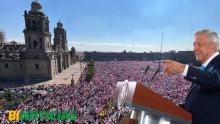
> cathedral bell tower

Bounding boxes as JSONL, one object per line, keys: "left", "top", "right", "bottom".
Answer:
{"left": 53, "top": 21, "right": 68, "bottom": 52}
{"left": 23, "top": 0, "right": 52, "bottom": 54}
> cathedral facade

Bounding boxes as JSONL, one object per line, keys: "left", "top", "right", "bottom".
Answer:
{"left": 0, "top": 1, "right": 74, "bottom": 83}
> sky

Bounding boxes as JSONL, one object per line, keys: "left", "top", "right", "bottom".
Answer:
{"left": 1, "top": 0, "right": 220, "bottom": 52}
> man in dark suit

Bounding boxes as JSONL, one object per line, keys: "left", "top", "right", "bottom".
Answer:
{"left": 163, "top": 29, "right": 220, "bottom": 124}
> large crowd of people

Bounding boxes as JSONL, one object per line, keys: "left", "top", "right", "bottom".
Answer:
{"left": 0, "top": 61, "right": 192, "bottom": 123}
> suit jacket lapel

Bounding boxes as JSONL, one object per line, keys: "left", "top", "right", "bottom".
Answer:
{"left": 205, "top": 54, "right": 220, "bottom": 71}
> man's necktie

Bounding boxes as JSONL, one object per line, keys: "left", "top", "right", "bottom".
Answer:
{"left": 199, "top": 65, "right": 205, "bottom": 71}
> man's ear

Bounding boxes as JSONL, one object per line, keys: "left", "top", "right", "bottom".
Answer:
{"left": 211, "top": 42, "right": 218, "bottom": 51}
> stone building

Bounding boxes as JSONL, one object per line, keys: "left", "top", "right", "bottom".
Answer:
{"left": 0, "top": 30, "right": 5, "bottom": 47}
{"left": 0, "top": 1, "right": 76, "bottom": 83}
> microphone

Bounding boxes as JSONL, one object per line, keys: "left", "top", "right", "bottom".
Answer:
{"left": 144, "top": 66, "right": 150, "bottom": 73}
{"left": 142, "top": 66, "right": 150, "bottom": 83}
{"left": 150, "top": 67, "right": 160, "bottom": 82}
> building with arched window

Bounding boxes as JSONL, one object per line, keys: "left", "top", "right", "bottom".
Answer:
{"left": 0, "top": 1, "right": 76, "bottom": 84}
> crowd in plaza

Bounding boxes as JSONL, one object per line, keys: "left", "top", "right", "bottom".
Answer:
{"left": 0, "top": 61, "right": 192, "bottom": 123}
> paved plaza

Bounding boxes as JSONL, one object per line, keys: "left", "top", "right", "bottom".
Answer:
{"left": 30, "top": 62, "right": 87, "bottom": 87}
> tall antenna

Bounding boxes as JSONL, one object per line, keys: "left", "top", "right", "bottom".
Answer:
{"left": 159, "top": 32, "right": 164, "bottom": 68}
{"left": 149, "top": 32, "right": 164, "bottom": 82}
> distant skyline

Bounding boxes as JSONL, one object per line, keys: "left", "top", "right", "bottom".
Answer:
{"left": 1, "top": 0, "right": 220, "bottom": 52}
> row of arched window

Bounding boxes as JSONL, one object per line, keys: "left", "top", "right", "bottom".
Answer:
{"left": 26, "top": 19, "right": 49, "bottom": 32}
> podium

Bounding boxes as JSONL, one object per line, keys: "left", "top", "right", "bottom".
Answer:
{"left": 114, "top": 80, "right": 192, "bottom": 124}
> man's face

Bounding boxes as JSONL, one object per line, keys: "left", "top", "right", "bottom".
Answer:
{"left": 193, "top": 33, "right": 214, "bottom": 63}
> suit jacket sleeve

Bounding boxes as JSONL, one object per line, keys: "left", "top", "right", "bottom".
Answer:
{"left": 185, "top": 65, "right": 220, "bottom": 89}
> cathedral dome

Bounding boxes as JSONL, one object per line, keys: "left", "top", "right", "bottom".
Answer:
{"left": 71, "top": 47, "right": 76, "bottom": 52}
{"left": 57, "top": 21, "right": 63, "bottom": 29}
{"left": 31, "top": 0, "right": 43, "bottom": 12}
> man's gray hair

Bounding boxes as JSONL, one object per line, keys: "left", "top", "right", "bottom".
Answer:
{"left": 195, "top": 29, "right": 219, "bottom": 50}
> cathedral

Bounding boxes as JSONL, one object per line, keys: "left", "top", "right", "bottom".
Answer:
{"left": 0, "top": 1, "right": 76, "bottom": 83}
